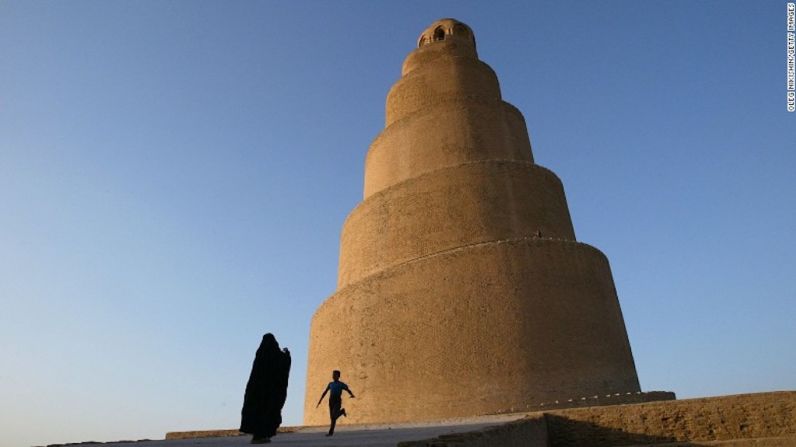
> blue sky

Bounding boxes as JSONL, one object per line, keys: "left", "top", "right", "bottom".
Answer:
{"left": 1, "top": 1, "right": 794, "bottom": 446}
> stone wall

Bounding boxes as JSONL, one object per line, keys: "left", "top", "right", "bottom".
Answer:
{"left": 399, "top": 392, "right": 796, "bottom": 447}
{"left": 364, "top": 99, "right": 533, "bottom": 197}
{"left": 339, "top": 161, "right": 574, "bottom": 286}
{"left": 305, "top": 237, "right": 641, "bottom": 425}
{"left": 545, "top": 392, "right": 796, "bottom": 447}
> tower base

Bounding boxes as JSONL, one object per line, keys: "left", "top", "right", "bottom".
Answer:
{"left": 304, "top": 238, "right": 641, "bottom": 425}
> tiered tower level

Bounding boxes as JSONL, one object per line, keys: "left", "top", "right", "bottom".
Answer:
{"left": 304, "top": 19, "right": 642, "bottom": 424}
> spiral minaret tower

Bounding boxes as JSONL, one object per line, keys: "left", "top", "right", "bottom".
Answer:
{"left": 304, "top": 19, "right": 641, "bottom": 424}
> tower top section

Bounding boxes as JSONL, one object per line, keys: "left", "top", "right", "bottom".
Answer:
{"left": 402, "top": 18, "right": 478, "bottom": 76}
{"left": 417, "top": 18, "right": 476, "bottom": 49}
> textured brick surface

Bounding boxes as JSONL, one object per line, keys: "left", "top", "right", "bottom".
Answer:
{"left": 545, "top": 392, "right": 796, "bottom": 447}
{"left": 398, "top": 393, "right": 796, "bottom": 447}
{"left": 340, "top": 161, "right": 574, "bottom": 286}
{"left": 306, "top": 237, "right": 641, "bottom": 425}
{"left": 364, "top": 100, "right": 532, "bottom": 198}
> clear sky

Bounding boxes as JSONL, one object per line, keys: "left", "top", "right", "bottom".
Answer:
{"left": 1, "top": 1, "right": 794, "bottom": 446}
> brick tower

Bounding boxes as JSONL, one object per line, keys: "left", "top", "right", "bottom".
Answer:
{"left": 304, "top": 19, "right": 642, "bottom": 425}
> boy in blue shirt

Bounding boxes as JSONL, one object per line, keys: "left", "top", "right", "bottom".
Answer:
{"left": 316, "top": 370, "right": 355, "bottom": 436}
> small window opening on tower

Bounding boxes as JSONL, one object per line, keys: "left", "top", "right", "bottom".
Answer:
{"left": 418, "top": 36, "right": 427, "bottom": 47}
{"left": 433, "top": 27, "right": 445, "bottom": 42}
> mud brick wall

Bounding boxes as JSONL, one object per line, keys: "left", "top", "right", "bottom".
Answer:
{"left": 545, "top": 392, "right": 796, "bottom": 447}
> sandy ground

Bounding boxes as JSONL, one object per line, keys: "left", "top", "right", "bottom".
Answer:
{"left": 92, "top": 414, "right": 525, "bottom": 447}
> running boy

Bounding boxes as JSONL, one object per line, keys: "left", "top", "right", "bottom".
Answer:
{"left": 315, "top": 370, "right": 355, "bottom": 436}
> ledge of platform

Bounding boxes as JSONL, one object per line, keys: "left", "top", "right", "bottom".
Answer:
{"left": 507, "top": 390, "right": 676, "bottom": 413}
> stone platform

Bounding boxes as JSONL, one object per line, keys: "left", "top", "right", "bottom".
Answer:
{"left": 400, "top": 391, "right": 796, "bottom": 447}
{"left": 50, "top": 392, "right": 796, "bottom": 447}
{"left": 52, "top": 414, "right": 525, "bottom": 447}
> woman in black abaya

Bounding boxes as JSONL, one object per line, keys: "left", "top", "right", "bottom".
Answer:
{"left": 240, "top": 333, "right": 291, "bottom": 444}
